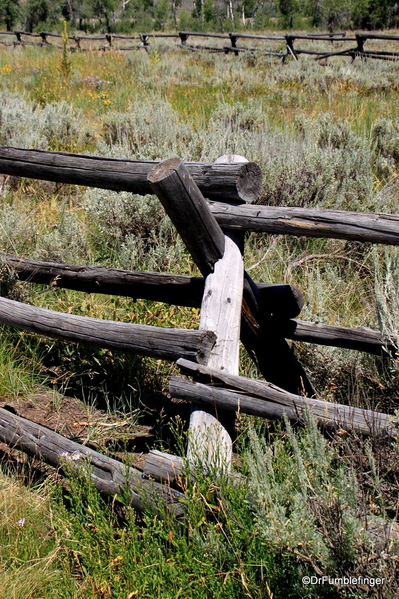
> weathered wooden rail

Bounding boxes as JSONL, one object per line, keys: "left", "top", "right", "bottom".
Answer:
{"left": 0, "top": 253, "right": 304, "bottom": 317}
{"left": 0, "top": 296, "right": 216, "bottom": 363}
{"left": 0, "top": 145, "right": 397, "bottom": 506}
{"left": 1, "top": 29, "right": 398, "bottom": 62}
{"left": 0, "top": 147, "right": 262, "bottom": 203}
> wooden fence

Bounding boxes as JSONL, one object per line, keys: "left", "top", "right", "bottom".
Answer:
{"left": 1, "top": 29, "right": 399, "bottom": 62}
{"left": 0, "top": 147, "right": 397, "bottom": 515}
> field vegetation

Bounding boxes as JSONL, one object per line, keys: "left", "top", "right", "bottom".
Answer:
{"left": 0, "top": 41, "right": 398, "bottom": 597}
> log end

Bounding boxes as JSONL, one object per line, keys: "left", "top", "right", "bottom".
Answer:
{"left": 147, "top": 157, "right": 182, "bottom": 183}
{"left": 196, "top": 330, "right": 217, "bottom": 364}
{"left": 236, "top": 162, "right": 262, "bottom": 203}
{"left": 258, "top": 284, "right": 304, "bottom": 319}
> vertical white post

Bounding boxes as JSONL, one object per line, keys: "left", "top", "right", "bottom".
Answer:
{"left": 186, "top": 155, "right": 247, "bottom": 473}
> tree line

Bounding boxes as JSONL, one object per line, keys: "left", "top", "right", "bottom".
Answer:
{"left": 0, "top": 0, "right": 397, "bottom": 35}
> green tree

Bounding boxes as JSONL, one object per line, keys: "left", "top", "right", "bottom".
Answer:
{"left": 352, "top": 0, "right": 398, "bottom": 29}
{"left": 24, "top": 0, "right": 62, "bottom": 31}
{"left": 87, "top": 0, "right": 119, "bottom": 32}
{"left": 278, "top": 0, "right": 297, "bottom": 27}
{"left": 0, "top": 0, "right": 20, "bottom": 30}
{"left": 305, "top": 0, "right": 353, "bottom": 29}
{"left": 154, "top": 0, "right": 170, "bottom": 29}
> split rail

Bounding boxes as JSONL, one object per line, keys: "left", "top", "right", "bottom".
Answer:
{"left": 1, "top": 30, "right": 399, "bottom": 62}
{"left": 0, "top": 146, "right": 397, "bottom": 516}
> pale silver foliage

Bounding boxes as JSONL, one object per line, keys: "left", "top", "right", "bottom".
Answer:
{"left": 0, "top": 90, "right": 93, "bottom": 149}
{"left": 246, "top": 411, "right": 373, "bottom": 572}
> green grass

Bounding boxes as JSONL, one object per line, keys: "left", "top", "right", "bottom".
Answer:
{"left": 0, "top": 414, "right": 397, "bottom": 598}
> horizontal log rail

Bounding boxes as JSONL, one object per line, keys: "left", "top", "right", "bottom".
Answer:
{"left": 0, "top": 407, "right": 185, "bottom": 517}
{"left": 281, "top": 319, "right": 397, "bottom": 356}
{"left": 208, "top": 202, "right": 399, "bottom": 245}
{"left": 0, "top": 253, "right": 303, "bottom": 318}
{"left": 1, "top": 253, "right": 394, "bottom": 356}
{"left": 170, "top": 376, "right": 394, "bottom": 437}
{"left": 173, "top": 359, "right": 397, "bottom": 438}
{"left": 0, "top": 296, "right": 215, "bottom": 363}
{"left": 0, "top": 147, "right": 262, "bottom": 203}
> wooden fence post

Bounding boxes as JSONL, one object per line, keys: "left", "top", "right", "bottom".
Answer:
{"left": 187, "top": 233, "right": 243, "bottom": 470}
{"left": 285, "top": 35, "right": 298, "bottom": 60}
{"left": 148, "top": 158, "right": 243, "bottom": 471}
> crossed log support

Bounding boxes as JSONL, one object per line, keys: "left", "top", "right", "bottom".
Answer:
{"left": 0, "top": 150, "right": 396, "bottom": 502}
{"left": 148, "top": 156, "right": 314, "bottom": 472}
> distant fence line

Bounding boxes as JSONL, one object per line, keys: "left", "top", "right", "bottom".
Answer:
{"left": 0, "top": 29, "right": 399, "bottom": 61}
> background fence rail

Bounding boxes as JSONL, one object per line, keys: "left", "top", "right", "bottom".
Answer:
{"left": 1, "top": 30, "right": 398, "bottom": 61}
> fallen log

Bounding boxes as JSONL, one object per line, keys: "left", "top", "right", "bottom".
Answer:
{"left": 0, "top": 253, "right": 304, "bottom": 318}
{"left": 208, "top": 202, "right": 399, "bottom": 246}
{"left": 143, "top": 449, "right": 242, "bottom": 487}
{"left": 0, "top": 147, "right": 262, "bottom": 203}
{"left": 281, "top": 319, "right": 397, "bottom": 356}
{"left": 0, "top": 296, "right": 215, "bottom": 363}
{"left": 0, "top": 407, "right": 185, "bottom": 517}
{"left": 172, "top": 360, "right": 396, "bottom": 437}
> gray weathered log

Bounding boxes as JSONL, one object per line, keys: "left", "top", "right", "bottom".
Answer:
{"left": 148, "top": 158, "right": 225, "bottom": 276}
{"left": 0, "top": 296, "right": 215, "bottom": 363}
{"left": 143, "top": 449, "right": 242, "bottom": 487}
{"left": 172, "top": 362, "right": 396, "bottom": 437}
{"left": 0, "top": 253, "right": 303, "bottom": 318}
{"left": 1, "top": 253, "right": 206, "bottom": 307}
{"left": 0, "top": 407, "right": 185, "bottom": 517}
{"left": 144, "top": 450, "right": 188, "bottom": 487}
{"left": 281, "top": 319, "right": 397, "bottom": 355}
{"left": 0, "top": 147, "right": 262, "bottom": 203}
{"left": 208, "top": 202, "right": 399, "bottom": 246}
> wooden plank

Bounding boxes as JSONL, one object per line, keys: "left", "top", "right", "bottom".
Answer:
{"left": 0, "top": 408, "right": 185, "bottom": 517}
{"left": 280, "top": 319, "right": 397, "bottom": 355}
{"left": 171, "top": 363, "right": 396, "bottom": 438}
{"left": 148, "top": 158, "right": 225, "bottom": 276}
{"left": 0, "top": 252, "right": 303, "bottom": 317}
{"left": 0, "top": 147, "right": 262, "bottom": 203}
{"left": 187, "top": 234, "right": 244, "bottom": 470}
{"left": 0, "top": 297, "right": 215, "bottom": 363}
{"left": 208, "top": 202, "right": 399, "bottom": 245}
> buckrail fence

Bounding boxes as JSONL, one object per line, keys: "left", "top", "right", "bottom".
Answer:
{"left": 0, "top": 147, "right": 397, "bottom": 518}
{"left": 1, "top": 29, "right": 399, "bottom": 62}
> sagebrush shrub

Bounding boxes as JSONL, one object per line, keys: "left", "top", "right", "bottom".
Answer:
{"left": 0, "top": 90, "right": 90, "bottom": 150}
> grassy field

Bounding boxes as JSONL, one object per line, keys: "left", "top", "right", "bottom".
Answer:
{"left": 0, "top": 38, "right": 398, "bottom": 597}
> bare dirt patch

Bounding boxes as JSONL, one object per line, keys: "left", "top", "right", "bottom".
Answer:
{"left": 0, "top": 388, "right": 153, "bottom": 470}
